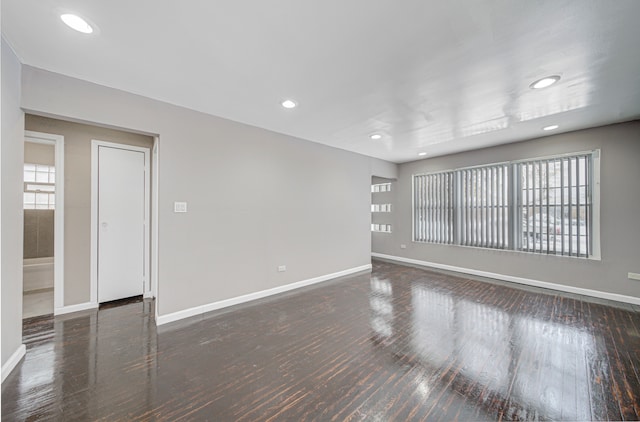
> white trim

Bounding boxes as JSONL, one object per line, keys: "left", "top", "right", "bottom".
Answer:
{"left": 590, "top": 149, "right": 601, "bottom": 260}
{"left": 156, "top": 264, "right": 372, "bottom": 326}
{"left": 91, "top": 142, "right": 98, "bottom": 303}
{"left": 54, "top": 301, "right": 98, "bottom": 316}
{"left": 151, "top": 137, "right": 159, "bottom": 301}
{"left": 24, "top": 131, "right": 65, "bottom": 310}
{"left": 91, "top": 140, "right": 151, "bottom": 304}
{"left": 1, "top": 345, "right": 26, "bottom": 383}
{"left": 372, "top": 253, "right": 640, "bottom": 306}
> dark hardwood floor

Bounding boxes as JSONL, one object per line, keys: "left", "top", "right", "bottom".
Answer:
{"left": 3, "top": 260, "right": 640, "bottom": 421}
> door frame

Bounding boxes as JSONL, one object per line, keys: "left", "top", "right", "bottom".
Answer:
{"left": 151, "top": 137, "right": 159, "bottom": 302}
{"left": 24, "top": 130, "right": 65, "bottom": 312}
{"left": 90, "top": 140, "right": 151, "bottom": 303}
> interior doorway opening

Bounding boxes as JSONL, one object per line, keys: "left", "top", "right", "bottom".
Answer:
{"left": 23, "top": 133, "right": 64, "bottom": 318}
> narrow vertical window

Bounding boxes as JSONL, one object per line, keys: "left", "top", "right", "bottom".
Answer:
{"left": 413, "top": 172, "right": 454, "bottom": 244}
{"left": 458, "top": 164, "right": 509, "bottom": 249}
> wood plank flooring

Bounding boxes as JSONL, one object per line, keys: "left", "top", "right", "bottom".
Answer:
{"left": 2, "top": 260, "right": 640, "bottom": 421}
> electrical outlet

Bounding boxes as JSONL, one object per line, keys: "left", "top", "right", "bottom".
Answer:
{"left": 278, "top": 265, "right": 286, "bottom": 272}
{"left": 400, "top": 244, "right": 407, "bottom": 249}
{"left": 628, "top": 272, "right": 640, "bottom": 281}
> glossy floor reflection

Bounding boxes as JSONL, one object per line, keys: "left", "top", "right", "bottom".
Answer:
{"left": 2, "top": 260, "right": 640, "bottom": 420}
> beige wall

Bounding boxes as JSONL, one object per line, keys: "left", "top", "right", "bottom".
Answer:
{"left": 23, "top": 210, "right": 54, "bottom": 259}
{"left": 24, "top": 141, "right": 54, "bottom": 165}
{"left": 373, "top": 121, "right": 640, "bottom": 299}
{"left": 2, "top": 39, "right": 25, "bottom": 368}
{"left": 25, "top": 115, "right": 154, "bottom": 306}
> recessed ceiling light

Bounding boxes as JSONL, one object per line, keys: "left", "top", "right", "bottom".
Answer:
{"left": 418, "top": 152, "right": 427, "bottom": 156}
{"left": 281, "top": 99, "right": 297, "bottom": 109}
{"left": 370, "top": 134, "right": 382, "bottom": 140}
{"left": 530, "top": 75, "right": 561, "bottom": 89}
{"left": 543, "top": 124, "right": 559, "bottom": 131}
{"left": 61, "top": 14, "right": 93, "bottom": 34}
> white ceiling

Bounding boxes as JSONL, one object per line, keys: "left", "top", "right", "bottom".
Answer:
{"left": 3, "top": 0, "right": 640, "bottom": 163}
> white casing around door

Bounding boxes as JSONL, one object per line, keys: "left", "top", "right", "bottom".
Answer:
{"left": 97, "top": 145, "right": 146, "bottom": 303}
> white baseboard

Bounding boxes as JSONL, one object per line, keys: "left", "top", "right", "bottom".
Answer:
{"left": 157, "top": 264, "right": 372, "bottom": 326}
{"left": 2, "top": 344, "right": 26, "bottom": 383}
{"left": 372, "top": 253, "right": 640, "bottom": 306}
{"left": 54, "top": 301, "right": 98, "bottom": 316}
{"left": 143, "top": 291, "right": 154, "bottom": 299}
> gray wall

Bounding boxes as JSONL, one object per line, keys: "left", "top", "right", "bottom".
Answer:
{"left": 371, "top": 160, "right": 398, "bottom": 180}
{"left": 373, "top": 121, "right": 640, "bottom": 299}
{"left": 24, "top": 142, "right": 55, "bottom": 259}
{"left": 25, "top": 115, "right": 154, "bottom": 305}
{"left": 2, "top": 39, "right": 25, "bottom": 367}
{"left": 21, "top": 66, "right": 379, "bottom": 316}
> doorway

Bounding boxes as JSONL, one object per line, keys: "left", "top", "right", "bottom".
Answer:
{"left": 91, "top": 141, "right": 150, "bottom": 304}
{"left": 23, "top": 132, "right": 65, "bottom": 318}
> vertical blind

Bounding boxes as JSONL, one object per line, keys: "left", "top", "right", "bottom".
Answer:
{"left": 413, "top": 152, "right": 594, "bottom": 258}
{"left": 413, "top": 172, "right": 454, "bottom": 244}
{"left": 459, "top": 165, "right": 509, "bottom": 249}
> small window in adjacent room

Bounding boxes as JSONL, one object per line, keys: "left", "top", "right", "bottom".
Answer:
{"left": 371, "top": 204, "right": 392, "bottom": 212}
{"left": 371, "top": 183, "right": 391, "bottom": 193}
{"left": 24, "top": 163, "right": 55, "bottom": 210}
{"left": 371, "top": 223, "right": 392, "bottom": 233}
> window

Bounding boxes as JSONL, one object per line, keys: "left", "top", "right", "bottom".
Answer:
{"left": 371, "top": 183, "right": 391, "bottom": 193}
{"left": 459, "top": 165, "right": 509, "bottom": 249}
{"left": 517, "top": 154, "right": 591, "bottom": 257}
{"left": 371, "top": 223, "right": 392, "bottom": 233}
{"left": 413, "top": 151, "right": 598, "bottom": 258}
{"left": 24, "top": 163, "right": 55, "bottom": 210}
{"left": 413, "top": 172, "right": 454, "bottom": 244}
{"left": 371, "top": 204, "right": 392, "bottom": 212}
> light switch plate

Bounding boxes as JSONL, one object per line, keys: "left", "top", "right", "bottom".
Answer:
{"left": 174, "top": 202, "right": 187, "bottom": 213}
{"left": 278, "top": 265, "right": 286, "bottom": 272}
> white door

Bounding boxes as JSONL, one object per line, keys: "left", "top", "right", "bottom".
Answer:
{"left": 97, "top": 146, "right": 146, "bottom": 302}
